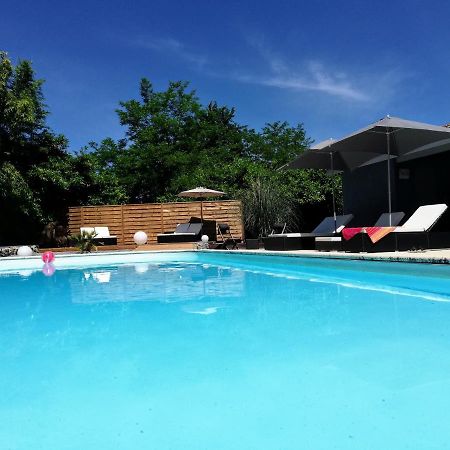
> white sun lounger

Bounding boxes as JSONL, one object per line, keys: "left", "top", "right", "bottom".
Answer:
{"left": 394, "top": 204, "right": 447, "bottom": 233}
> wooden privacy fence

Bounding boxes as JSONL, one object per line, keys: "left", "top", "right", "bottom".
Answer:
{"left": 68, "top": 200, "right": 244, "bottom": 246}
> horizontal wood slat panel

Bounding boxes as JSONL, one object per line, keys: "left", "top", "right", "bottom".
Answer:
{"left": 68, "top": 200, "right": 243, "bottom": 244}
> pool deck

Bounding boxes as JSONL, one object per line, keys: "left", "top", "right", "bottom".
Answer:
{"left": 2, "top": 246, "right": 450, "bottom": 266}
{"left": 41, "top": 242, "right": 195, "bottom": 253}
{"left": 221, "top": 248, "right": 450, "bottom": 264}
{"left": 44, "top": 247, "right": 450, "bottom": 264}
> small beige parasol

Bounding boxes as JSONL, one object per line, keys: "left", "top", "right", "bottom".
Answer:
{"left": 178, "top": 187, "right": 225, "bottom": 222}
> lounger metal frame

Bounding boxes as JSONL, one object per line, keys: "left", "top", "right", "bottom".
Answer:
{"left": 263, "top": 236, "right": 315, "bottom": 251}
{"left": 214, "top": 223, "right": 239, "bottom": 250}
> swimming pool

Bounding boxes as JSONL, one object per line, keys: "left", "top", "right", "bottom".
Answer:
{"left": 1, "top": 251, "right": 450, "bottom": 449}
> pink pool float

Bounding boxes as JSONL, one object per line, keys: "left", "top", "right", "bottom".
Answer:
{"left": 42, "top": 251, "right": 55, "bottom": 264}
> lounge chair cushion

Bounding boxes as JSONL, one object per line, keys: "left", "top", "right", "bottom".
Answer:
{"left": 80, "top": 227, "right": 95, "bottom": 234}
{"left": 312, "top": 214, "right": 354, "bottom": 234}
{"left": 395, "top": 204, "right": 448, "bottom": 232}
{"left": 315, "top": 236, "right": 342, "bottom": 242}
{"left": 80, "top": 227, "right": 117, "bottom": 240}
{"left": 269, "top": 233, "right": 303, "bottom": 237}
{"left": 157, "top": 222, "right": 203, "bottom": 238}
{"left": 374, "top": 212, "right": 405, "bottom": 227}
{"left": 171, "top": 223, "right": 202, "bottom": 235}
{"left": 187, "top": 223, "right": 202, "bottom": 234}
{"left": 94, "top": 227, "right": 117, "bottom": 238}
{"left": 270, "top": 232, "right": 341, "bottom": 238}
{"left": 174, "top": 223, "right": 190, "bottom": 233}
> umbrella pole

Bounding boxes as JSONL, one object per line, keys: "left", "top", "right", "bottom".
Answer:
{"left": 386, "top": 131, "right": 392, "bottom": 225}
{"left": 330, "top": 151, "right": 337, "bottom": 233}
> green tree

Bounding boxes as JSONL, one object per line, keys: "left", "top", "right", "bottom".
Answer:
{"left": 0, "top": 51, "right": 125, "bottom": 245}
{"left": 0, "top": 51, "right": 67, "bottom": 170}
{"left": 106, "top": 79, "right": 255, "bottom": 202}
{"left": 0, "top": 162, "right": 42, "bottom": 243}
{"left": 250, "top": 121, "right": 311, "bottom": 168}
{"left": 80, "top": 140, "right": 128, "bottom": 205}
{"left": 113, "top": 79, "right": 201, "bottom": 201}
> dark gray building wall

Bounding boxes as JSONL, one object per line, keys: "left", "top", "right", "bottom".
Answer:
{"left": 396, "top": 152, "right": 450, "bottom": 230}
{"left": 343, "top": 152, "right": 450, "bottom": 229}
{"left": 343, "top": 159, "right": 397, "bottom": 226}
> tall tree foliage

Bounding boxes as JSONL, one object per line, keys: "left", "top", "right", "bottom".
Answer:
{"left": 0, "top": 52, "right": 67, "bottom": 169}
{"left": 0, "top": 52, "right": 120, "bottom": 244}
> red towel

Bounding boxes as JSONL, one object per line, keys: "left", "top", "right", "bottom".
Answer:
{"left": 365, "top": 226, "right": 396, "bottom": 243}
{"left": 342, "top": 227, "right": 365, "bottom": 241}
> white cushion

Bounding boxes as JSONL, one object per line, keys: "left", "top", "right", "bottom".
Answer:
{"left": 269, "top": 233, "right": 303, "bottom": 237}
{"left": 94, "top": 227, "right": 111, "bottom": 238}
{"left": 315, "top": 237, "right": 342, "bottom": 242}
{"left": 80, "top": 227, "right": 95, "bottom": 234}
{"left": 394, "top": 204, "right": 447, "bottom": 232}
{"left": 156, "top": 233, "right": 196, "bottom": 237}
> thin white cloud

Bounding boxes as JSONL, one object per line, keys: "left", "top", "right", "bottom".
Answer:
{"left": 132, "top": 37, "right": 207, "bottom": 68}
{"left": 129, "top": 34, "right": 404, "bottom": 105}
{"left": 236, "top": 38, "right": 371, "bottom": 101}
{"left": 237, "top": 61, "right": 369, "bottom": 101}
{"left": 245, "top": 35, "right": 288, "bottom": 75}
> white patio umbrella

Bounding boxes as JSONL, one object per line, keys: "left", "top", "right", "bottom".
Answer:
{"left": 178, "top": 187, "right": 226, "bottom": 222}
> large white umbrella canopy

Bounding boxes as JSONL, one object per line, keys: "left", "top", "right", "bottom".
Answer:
{"left": 178, "top": 187, "right": 226, "bottom": 222}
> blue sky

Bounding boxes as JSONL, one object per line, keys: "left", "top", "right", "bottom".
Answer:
{"left": 2, "top": 0, "right": 450, "bottom": 151}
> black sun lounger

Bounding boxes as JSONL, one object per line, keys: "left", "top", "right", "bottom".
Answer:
{"left": 340, "top": 212, "right": 405, "bottom": 253}
{"left": 157, "top": 222, "right": 203, "bottom": 243}
{"left": 263, "top": 214, "right": 353, "bottom": 251}
{"left": 342, "top": 204, "right": 449, "bottom": 253}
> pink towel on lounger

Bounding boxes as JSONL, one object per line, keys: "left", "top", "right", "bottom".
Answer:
{"left": 342, "top": 227, "right": 365, "bottom": 241}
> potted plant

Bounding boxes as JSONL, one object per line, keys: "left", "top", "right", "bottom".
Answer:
{"left": 71, "top": 230, "right": 98, "bottom": 253}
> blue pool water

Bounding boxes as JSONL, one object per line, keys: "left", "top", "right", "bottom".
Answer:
{"left": 1, "top": 252, "right": 450, "bottom": 449}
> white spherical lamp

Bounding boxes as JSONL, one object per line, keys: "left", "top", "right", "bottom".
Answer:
{"left": 201, "top": 235, "right": 209, "bottom": 243}
{"left": 17, "top": 246, "right": 33, "bottom": 257}
{"left": 134, "top": 231, "right": 148, "bottom": 246}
